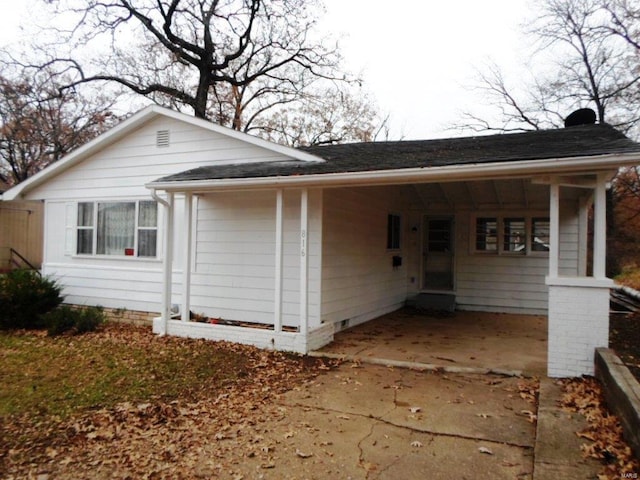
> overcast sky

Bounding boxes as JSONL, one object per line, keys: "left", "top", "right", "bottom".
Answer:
{"left": 321, "top": 0, "right": 532, "bottom": 139}
{"left": 0, "top": 0, "right": 533, "bottom": 140}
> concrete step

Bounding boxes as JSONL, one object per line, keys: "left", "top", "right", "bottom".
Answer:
{"left": 406, "top": 293, "right": 456, "bottom": 312}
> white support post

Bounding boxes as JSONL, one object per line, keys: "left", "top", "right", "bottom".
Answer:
{"left": 548, "top": 183, "right": 560, "bottom": 279}
{"left": 274, "top": 189, "right": 284, "bottom": 332}
{"left": 300, "top": 188, "right": 309, "bottom": 334}
{"left": 578, "top": 195, "right": 591, "bottom": 277}
{"left": 181, "top": 193, "right": 193, "bottom": 321}
{"left": 593, "top": 173, "right": 607, "bottom": 279}
{"left": 160, "top": 192, "right": 175, "bottom": 335}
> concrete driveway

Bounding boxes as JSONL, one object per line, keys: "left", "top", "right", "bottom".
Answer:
{"left": 315, "top": 309, "right": 548, "bottom": 377}
{"left": 224, "top": 363, "right": 600, "bottom": 480}
{"left": 218, "top": 310, "right": 600, "bottom": 479}
{"left": 229, "top": 363, "right": 538, "bottom": 479}
{"left": 221, "top": 309, "right": 599, "bottom": 480}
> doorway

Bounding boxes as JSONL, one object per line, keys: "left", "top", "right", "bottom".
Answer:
{"left": 422, "top": 216, "right": 454, "bottom": 291}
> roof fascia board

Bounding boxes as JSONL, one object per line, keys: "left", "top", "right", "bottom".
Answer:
{"left": 3, "top": 105, "right": 323, "bottom": 201}
{"left": 147, "top": 152, "right": 640, "bottom": 193}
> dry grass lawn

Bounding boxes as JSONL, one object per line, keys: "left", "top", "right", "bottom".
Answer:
{"left": 0, "top": 322, "right": 327, "bottom": 478}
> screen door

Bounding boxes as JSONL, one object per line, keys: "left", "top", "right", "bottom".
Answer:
{"left": 422, "top": 216, "right": 454, "bottom": 290}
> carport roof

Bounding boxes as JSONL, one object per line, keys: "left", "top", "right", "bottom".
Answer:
{"left": 151, "top": 123, "right": 640, "bottom": 184}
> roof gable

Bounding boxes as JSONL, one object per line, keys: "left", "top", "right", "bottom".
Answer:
{"left": 2, "top": 105, "right": 323, "bottom": 200}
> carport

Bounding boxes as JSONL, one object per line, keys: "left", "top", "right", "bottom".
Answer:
{"left": 146, "top": 120, "right": 640, "bottom": 378}
{"left": 315, "top": 309, "right": 548, "bottom": 376}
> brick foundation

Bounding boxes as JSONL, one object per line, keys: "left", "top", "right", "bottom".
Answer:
{"left": 65, "top": 305, "right": 156, "bottom": 327}
{"left": 103, "top": 307, "right": 156, "bottom": 326}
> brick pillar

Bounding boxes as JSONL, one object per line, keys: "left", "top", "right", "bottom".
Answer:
{"left": 546, "top": 278, "right": 613, "bottom": 377}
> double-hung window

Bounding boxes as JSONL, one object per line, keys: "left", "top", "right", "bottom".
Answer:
{"left": 76, "top": 200, "right": 158, "bottom": 257}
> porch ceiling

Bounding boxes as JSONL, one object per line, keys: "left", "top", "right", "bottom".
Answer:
{"left": 408, "top": 178, "right": 551, "bottom": 210}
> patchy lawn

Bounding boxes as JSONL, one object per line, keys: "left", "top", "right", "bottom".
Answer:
{"left": 0, "top": 326, "right": 249, "bottom": 418}
{"left": 0, "top": 322, "right": 329, "bottom": 478}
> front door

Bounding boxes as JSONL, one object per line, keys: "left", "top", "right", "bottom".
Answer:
{"left": 422, "top": 216, "right": 454, "bottom": 290}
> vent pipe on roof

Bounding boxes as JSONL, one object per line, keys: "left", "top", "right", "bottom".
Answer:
{"left": 564, "top": 108, "right": 597, "bottom": 127}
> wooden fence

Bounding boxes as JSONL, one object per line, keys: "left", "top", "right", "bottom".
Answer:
{"left": 0, "top": 200, "right": 44, "bottom": 271}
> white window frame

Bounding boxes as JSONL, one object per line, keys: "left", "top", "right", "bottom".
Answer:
{"left": 75, "top": 200, "right": 159, "bottom": 258}
{"left": 470, "top": 213, "right": 549, "bottom": 256}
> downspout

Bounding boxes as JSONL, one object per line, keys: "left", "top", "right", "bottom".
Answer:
{"left": 151, "top": 189, "right": 174, "bottom": 336}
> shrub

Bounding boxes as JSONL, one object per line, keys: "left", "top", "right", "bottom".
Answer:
{"left": 45, "top": 306, "right": 77, "bottom": 336}
{"left": 46, "top": 305, "right": 106, "bottom": 336}
{"left": 74, "top": 306, "right": 105, "bottom": 334}
{"left": 0, "top": 269, "right": 64, "bottom": 329}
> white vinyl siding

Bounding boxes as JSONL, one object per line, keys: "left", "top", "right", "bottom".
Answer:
{"left": 321, "top": 187, "right": 408, "bottom": 326}
{"left": 42, "top": 262, "right": 164, "bottom": 312}
{"left": 189, "top": 189, "right": 322, "bottom": 328}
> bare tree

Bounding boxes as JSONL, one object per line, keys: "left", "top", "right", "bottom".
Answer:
{"left": 254, "top": 85, "right": 391, "bottom": 147}
{"left": 604, "top": 0, "right": 640, "bottom": 50}
{"left": 22, "top": 0, "right": 348, "bottom": 123}
{"left": 0, "top": 71, "right": 117, "bottom": 186}
{"left": 458, "top": 63, "right": 565, "bottom": 133}
{"left": 457, "top": 0, "right": 640, "bottom": 136}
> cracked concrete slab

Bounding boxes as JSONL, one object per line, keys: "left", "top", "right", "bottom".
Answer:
{"left": 287, "top": 366, "right": 537, "bottom": 448}
{"left": 357, "top": 423, "right": 533, "bottom": 480}
{"left": 229, "top": 363, "right": 538, "bottom": 479}
{"left": 383, "top": 370, "right": 536, "bottom": 448}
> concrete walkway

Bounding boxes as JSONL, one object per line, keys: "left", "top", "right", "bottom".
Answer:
{"left": 533, "top": 378, "right": 601, "bottom": 479}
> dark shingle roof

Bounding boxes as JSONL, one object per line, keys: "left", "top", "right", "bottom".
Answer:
{"left": 154, "top": 124, "right": 640, "bottom": 184}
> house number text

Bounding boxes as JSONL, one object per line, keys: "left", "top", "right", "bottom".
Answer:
{"left": 301, "top": 230, "right": 306, "bottom": 257}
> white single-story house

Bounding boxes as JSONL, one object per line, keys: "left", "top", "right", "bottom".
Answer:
{"left": 3, "top": 105, "right": 640, "bottom": 377}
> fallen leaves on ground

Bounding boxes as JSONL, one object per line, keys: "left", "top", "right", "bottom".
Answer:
{"left": 478, "top": 446, "right": 493, "bottom": 455}
{"left": 0, "top": 323, "right": 339, "bottom": 479}
{"left": 503, "top": 377, "right": 540, "bottom": 424}
{"left": 560, "top": 376, "right": 639, "bottom": 479}
{"left": 517, "top": 378, "right": 540, "bottom": 405}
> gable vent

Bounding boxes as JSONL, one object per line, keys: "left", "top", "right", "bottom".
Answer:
{"left": 156, "top": 129, "right": 170, "bottom": 148}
